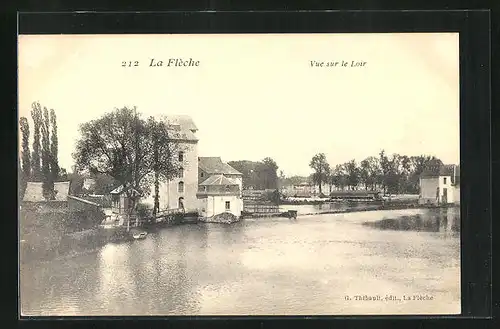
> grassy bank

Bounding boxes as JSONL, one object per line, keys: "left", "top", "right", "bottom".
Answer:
{"left": 19, "top": 205, "right": 131, "bottom": 263}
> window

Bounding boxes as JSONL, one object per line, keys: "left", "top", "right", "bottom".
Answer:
{"left": 201, "top": 172, "right": 204, "bottom": 178}
{"left": 178, "top": 181, "right": 184, "bottom": 193}
{"left": 178, "top": 197, "right": 184, "bottom": 209}
{"left": 178, "top": 151, "right": 184, "bottom": 162}
{"left": 178, "top": 167, "right": 184, "bottom": 178}
{"left": 225, "top": 201, "right": 231, "bottom": 211}
{"left": 443, "top": 177, "right": 447, "bottom": 184}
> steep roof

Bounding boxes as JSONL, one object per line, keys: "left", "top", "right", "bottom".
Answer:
{"left": 421, "top": 163, "right": 460, "bottom": 185}
{"left": 198, "top": 157, "right": 242, "bottom": 175}
{"left": 23, "top": 181, "right": 70, "bottom": 202}
{"left": 199, "top": 174, "right": 239, "bottom": 186}
{"left": 152, "top": 115, "right": 198, "bottom": 142}
{"left": 163, "top": 115, "right": 198, "bottom": 131}
{"left": 166, "top": 125, "right": 198, "bottom": 142}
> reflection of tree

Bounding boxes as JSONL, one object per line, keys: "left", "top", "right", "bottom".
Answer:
{"left": 97, "top": 244, "right": 137, "bottom": 315}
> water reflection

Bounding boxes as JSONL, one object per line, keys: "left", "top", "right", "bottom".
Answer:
{"left": 20, "top": 207, "right": 461, "bottom": 316}
{"left": 363, "top": 207, "right": 460, "bottom": 234}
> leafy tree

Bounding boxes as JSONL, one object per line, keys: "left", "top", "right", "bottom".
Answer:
{"left": 228, "top": 159, "right": 280, "bottom": 190}
{"left": 325, "top": 150, "right": 444, "bottom": 195}
{"left": 309, "top": 153, "right": 330, "bottom": 194}
{"left": 379, "top": 150, "right": 391, "bottom": 194}
{"left": 73, "top": 107, "right": 181, "bottom": 229}
{"left": 359, "top": 156, "right": 380, "bottom": 190}
{"left": 19, "top": 117, "right": 31, "bottom": 198}
{"left": 30, "top": 102, "right": 42, "bottom": 181}
{"left": 41, "top": 107, "right": 54, "bottom": 200}
{"left": 68, "top": 171, "right": 84, "bottom": 196}
{"left": 58, "top": 168, "right": 69, "bottom": 181}
{"left": 345, "top": 159, "right": 360, "bottom": 190}
{"left": 359, "top": 158, "right": 370, "bottom": 190}
{"left": 261, "top": 157, "right": 279, "bottom": 189}
{"left": 147, "top": 117, "right": 180, "bottom": 215}
{"left": 50, "top": 109, "right": 60, "bottom": 184}
{"left": 18, "top": 160, "right": 25, "bottom": 201}
{"left": 330, "top": 164, "right": 347, "bottom": 191}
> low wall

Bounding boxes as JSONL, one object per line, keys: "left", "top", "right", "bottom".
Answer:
{"left": 199, "top": 212, "right": 240, "bottom": 224}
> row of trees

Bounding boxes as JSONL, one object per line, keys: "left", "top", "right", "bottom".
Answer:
{"left": 72, "top": 107, "right": 183, "bottom": 224}
{"left": 228, "top": 157, "right": 279, "bottom": 190}
{"left": 19, "top": 102, "right": 63, "bottom": 200}
{"left": 309, "top": 150, "right": 443, "bottom": 195}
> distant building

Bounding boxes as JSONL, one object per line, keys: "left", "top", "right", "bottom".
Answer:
{"left": 109, "top": 185, "right": 142, "bottom": 215}
{"left": 22, "top": 181, "right": 100, "bottom": 212}
{"left": 419, "top": 163, "right": 460, "bottom": 205}
{"left": 197, "top": 174, "right": 242, "bottom": 219}
{"left": 281, "top": 182, "right": 315, "bottom": 197}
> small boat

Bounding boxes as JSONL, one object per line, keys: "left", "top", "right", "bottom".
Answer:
{"left": 133, "top": 232, "right": 148, "bottom": 240}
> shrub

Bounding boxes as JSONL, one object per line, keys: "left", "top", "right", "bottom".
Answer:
{"left": 136, "top": 203, "right": 151, "bottom": 219}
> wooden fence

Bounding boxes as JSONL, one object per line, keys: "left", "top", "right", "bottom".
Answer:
{"left": 243, "top": 203, "right": 280, "bottom": 214}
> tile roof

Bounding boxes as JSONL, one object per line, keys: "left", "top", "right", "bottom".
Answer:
{"left": 166, "top": 126, "right": 198, "bottom": 142}
{"left": 421, "top": 163, "right": 460, "bottom": 185}
{"left": 198, "top": 157, "right": 242, "bottom": 175}
{"left": 163, "top": 115, "right": 198, "bottom": 131}
{"left": 152, "top": 115, "right": 198, "bottom": 142}
{"left": 199, "top": 174, "right": 239, "bottom": 186}
{"left": 23, "top": 181, "right": 70, "bottom": 202}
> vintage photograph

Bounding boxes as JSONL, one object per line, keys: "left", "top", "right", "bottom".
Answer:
{"left": 18, "top": 33, "right": 460, "bottom": 316}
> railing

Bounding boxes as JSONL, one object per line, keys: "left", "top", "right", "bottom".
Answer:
{"left": 156, "top": 208, "right": 183, "bottom": 215}
{"left": 243, "top": 204, "right": 280, "bottom": 214}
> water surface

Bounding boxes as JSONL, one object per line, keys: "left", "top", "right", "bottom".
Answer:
{"left": 20, "top": 207, "right": 460, "bottom": 316}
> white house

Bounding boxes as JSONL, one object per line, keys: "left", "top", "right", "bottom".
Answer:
{"left": 197, "top": 157, "right": 243, "bottom": 218}
{"left": 197, "top": 174, "right": 243, "bottom": 219}
{"left": 419, "top": 163, "right": 460, "bottom": 205}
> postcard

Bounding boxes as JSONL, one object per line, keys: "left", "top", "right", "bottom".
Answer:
{"left": 18, "top": 33, "right": 460, "bottom": 316}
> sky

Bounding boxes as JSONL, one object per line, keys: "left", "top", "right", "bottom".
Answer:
{"left": 18, "top": 33, "right": 460, "bottom": 177}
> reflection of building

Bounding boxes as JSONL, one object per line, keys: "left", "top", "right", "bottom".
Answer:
{"left": 419, "top": 163, "right": 460, "bottom": 205}
{"left": 197, "top": 157, "right": 243, "bottom": 218}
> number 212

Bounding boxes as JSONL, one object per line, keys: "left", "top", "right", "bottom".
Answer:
{"left": 122, "top": 61, "right": 139, "bottom": 67}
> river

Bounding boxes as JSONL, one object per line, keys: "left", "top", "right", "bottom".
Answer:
{"left": 20, "top": 206, "right": 460, "bottom": 316}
